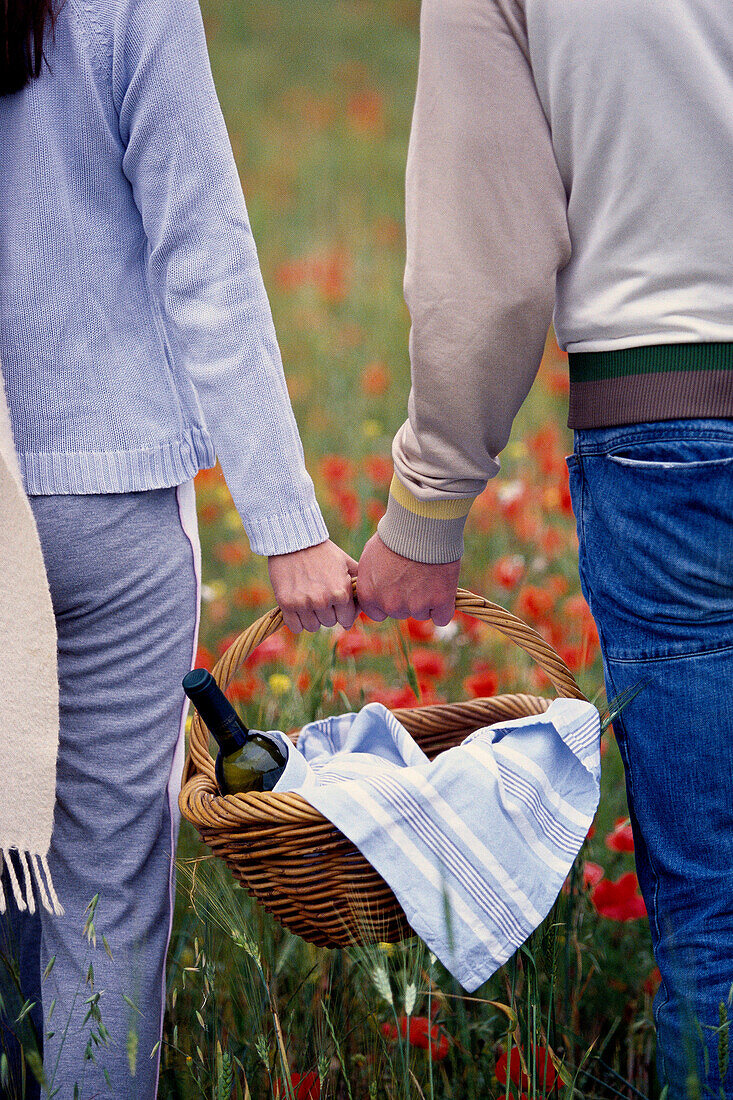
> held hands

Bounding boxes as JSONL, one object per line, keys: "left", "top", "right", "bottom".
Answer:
{"left": 357, "top": 532, "right": 461, "bottom": 626}
{"left": 268, "top": 539, "right": 359, "bottom": 633}
{"left": 267, "top": 534, "right": 460, "bottom": 633}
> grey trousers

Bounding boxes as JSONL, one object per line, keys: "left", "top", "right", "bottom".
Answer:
{"left": 1, "top": 483, "right": 200, "bottom": 1098}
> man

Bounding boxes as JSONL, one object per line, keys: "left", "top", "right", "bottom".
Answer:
{"left": 357, "top": 0, "right": 733, "bottom": 1094}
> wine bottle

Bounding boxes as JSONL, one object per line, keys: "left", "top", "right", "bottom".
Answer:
{"left": 182, "top": 668, "right": 287, "bottom": 795}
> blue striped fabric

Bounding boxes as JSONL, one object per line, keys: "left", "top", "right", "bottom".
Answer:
{"left": 269, "top": 698, "right": 600, "bottom": 990}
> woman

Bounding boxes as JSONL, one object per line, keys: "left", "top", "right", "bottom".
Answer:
{"left": 0, "top": 0, "right": 358, "bottom": 1094}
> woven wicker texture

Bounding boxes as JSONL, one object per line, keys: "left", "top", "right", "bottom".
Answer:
{"left": 179, "top": 587, "right": 586, "bottom": 946}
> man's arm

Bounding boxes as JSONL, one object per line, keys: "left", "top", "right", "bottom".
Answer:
{"left": 359, "top": 0, "right": 570, "bottom": 620}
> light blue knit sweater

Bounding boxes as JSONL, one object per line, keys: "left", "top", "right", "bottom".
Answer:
{"left": 0, "top": 0, "right": 329, "bottom": 557}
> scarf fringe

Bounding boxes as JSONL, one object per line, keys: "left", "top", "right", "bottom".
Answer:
{"left": 0, "top": 849, "right": 64, "bottom": 916}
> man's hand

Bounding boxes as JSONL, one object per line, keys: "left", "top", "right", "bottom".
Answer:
{"left": 357, "top": 533, "right": 461, "bottom": 626}
{"left": 268, "top": 540, "right": 358, "bottom": 633}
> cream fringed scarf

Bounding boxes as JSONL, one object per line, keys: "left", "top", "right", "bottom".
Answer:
{"left": 0, "top": 365, "right": 63, "bottom": 915}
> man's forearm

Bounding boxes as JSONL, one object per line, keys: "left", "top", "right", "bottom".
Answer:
{"left": 379, "top": 0, "right": 570, "bottom": 563}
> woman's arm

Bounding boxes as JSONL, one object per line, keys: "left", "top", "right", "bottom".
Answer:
{"left": 110, "top": 0, "right": 358, "bottom": 629}
{"left": 111, "top": 0, "right": 326, "bottom": 559}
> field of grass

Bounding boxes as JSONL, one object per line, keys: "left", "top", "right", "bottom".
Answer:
{"left": 152, "top": 0, "right": 665, "bottom": 1097}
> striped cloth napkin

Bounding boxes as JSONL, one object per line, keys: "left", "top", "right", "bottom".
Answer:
{"left": 270, "top": 697, "right": 600, "bottom": 991}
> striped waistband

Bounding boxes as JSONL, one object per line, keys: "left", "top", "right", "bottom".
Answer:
{"left": 569, "top": 342, "right": 733, "bottom": 383}
{"left": 567, "top": 342, "right": 733, "bottom": 429}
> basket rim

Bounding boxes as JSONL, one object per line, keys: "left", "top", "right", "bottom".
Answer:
{"left": 180, "top": 692, "right": 554, "bottom": 827}
{"left": 180, "top": 586, "right": 586, "bottom": 808}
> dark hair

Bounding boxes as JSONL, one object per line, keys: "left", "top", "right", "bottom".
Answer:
{"left": 1, "top": 0, "right": 58, "bottom": 97}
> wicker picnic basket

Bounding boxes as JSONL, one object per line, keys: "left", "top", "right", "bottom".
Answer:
{"left": 179, "top": 586, "right": 587, "bottom": 948}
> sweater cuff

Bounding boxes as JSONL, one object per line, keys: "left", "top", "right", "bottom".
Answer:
{"left": 245, "top": 500, "right": 330, "bottom": 557}
{"left": 377, "top": 476, "right": 474, "bottom": 564}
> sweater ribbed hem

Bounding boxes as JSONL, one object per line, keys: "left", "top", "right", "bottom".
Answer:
{"left": 18, "top": 426, "right": 216, "bottom": 496}
{"left": 568, "top": 344, "right": 733, "bottom": 429}
{"left": 18, "top": 427, "right": 329, "bottom": 557}
{"left": 378, "top": 494, "right": 467, "bottom": 564}
{"left": 245, "top": 504, "right": 329, "bottom": 558}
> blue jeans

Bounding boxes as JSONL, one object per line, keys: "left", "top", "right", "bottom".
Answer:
{"left": 568, "top": 418, "right": 733, "bottom": 1097}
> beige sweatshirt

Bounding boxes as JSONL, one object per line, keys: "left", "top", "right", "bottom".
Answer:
{"left": 378, "top": 0, "right": 733, "bottom": 563}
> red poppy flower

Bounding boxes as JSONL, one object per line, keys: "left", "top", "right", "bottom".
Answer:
{"left": 512, "top": 510, "right": 541, "bottom": 542}
{"left": 281, "top": 249, "right": 350, "bottom": 303}
{"left": 361, "top": 362, "right": 391, "bottom": 397}
{"left": 558, "top": 643, "right": 593, "bottom": 673}
{"left": 547, "top": 575, "right": 570, "bottom": 600}
{"left": 605, "top": 817, "right": 635, "bottom": 853}
{"left": 644, "top": 966, "right": 662, "bottom": 997}
{"left": 319, "top": 251, "right": 351, "bottom": 302}
{"left": 330, "top": 671, "right": 349, "bottom": 697}
{"left": 404, "top": 618, "right": 435, "bottom": 642}
{"left": 336, "top": 630, "right": 380, "bottom": 660}
{"left": 366, "top": 498, "right": 385, "bottom": 524}
{"left": 515, "top": 585, "right": 555, "bottom": 623}
{"left": 198, "top": 501, "right": 220, "bottom": 525}
{"left": 455, "top": 611, "right": 484, "bottom": 641}
{"left": 227, "top": 674, "right": 259, "bottom": 705}
{"left": 331, "top": 487, "right": 360, "bottom": 529}
{"left": 557, "top": 467, "right": 574, "bottom": 515}
{"left": 297, "top": 670, "right": 311, "bottom": 693}
{"left": 291, "top": 1071, "right": 320, "bottom": 1100}
{"left": 527, "top": 425, "right": 565, "bottom": 476}
{"left": 591, "top": 872, "right": 647, "bottom": 920}
{"left": 247, "top": 633, "right": 292, "bottom": 668}
{"left": 380, "top": 1016, "right": 450, "bottom": 1061}
{"left": 582, "top": 860, "right": 604, "bottom": 889}
{"left": 497, "top": 480, "right": 528, "bottom": 520}
{"left": 347, "top": 89, "right": 385, "bottom": 134}
{"left": 194, "top": 464, "right": 222, "bottom": 488}
{"left": 544, "top": 367, "right": 570, "bottom": 397}
{"left": 213, "top": 540, "right": 249, "bottom": 566}
{"left": 463, "top": 664, "right": 498, "bottom": 699}
{"left": 370, "top": 685, "right": 419, "bottom": 709}
{"left": 274, "top": 1071, "right": 320, "bottom": 1099}
{"left": 539, "top": 525, "right": 567, "bottom": 558}
{"left": 233, "top": 582, "right": 271, "bottom": 609}
{"left": 410, "top": 648, "right": 447, "bottom": 680}
{"left": 195, "top": 646, "right": 214, "bottom": 670}
{"left": 496, "top": 1045, "right": 558, "bottom": 1092}
{"left": 319, "top": 455, "right": 355, "bottom": 484}
{"left": 491, "top": 554, "right": 525, "bottom": 590}
{"left": 363, "top": 453, "right": 393, "bottom": 489}
{"left": 563, "top": 594, "right": 594, "bottom": 629}
{"left": 274, "top": 257, "right": 308, "bottom": 292}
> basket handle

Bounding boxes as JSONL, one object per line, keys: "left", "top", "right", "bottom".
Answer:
{"left": 184, "top": 584, "right": 586, "bottom": 784}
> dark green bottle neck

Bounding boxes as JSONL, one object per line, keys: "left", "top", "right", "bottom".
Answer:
{"left": 182, "top": 669, "right": 250, "bottom": 756}
{"left": 208, "top": 714, "right": 248, "bottom": 757}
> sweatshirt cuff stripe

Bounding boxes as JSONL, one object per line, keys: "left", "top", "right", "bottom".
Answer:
{"left": 388, "top": 475, "right": 474, "bottom": 520}
{"left": 378, "top": 490, "right": 472, "bottom": 564}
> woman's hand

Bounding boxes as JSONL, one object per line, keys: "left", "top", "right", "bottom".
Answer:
{"left": 267, "top": 540, "right": 359, "bottom": 633}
